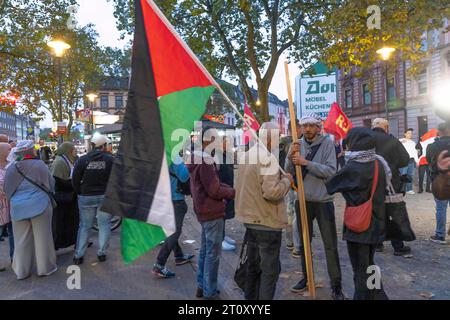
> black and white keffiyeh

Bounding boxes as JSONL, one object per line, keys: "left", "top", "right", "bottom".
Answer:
{"left": 345, "top": 148, "right": 392, "bottom": 187}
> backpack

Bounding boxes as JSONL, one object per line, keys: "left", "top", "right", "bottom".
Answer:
{"left": 169, "top": 172, "right": 191, "bottom": 196}
{"left": 432, "top": 173, "right": 450, "bottom": 200}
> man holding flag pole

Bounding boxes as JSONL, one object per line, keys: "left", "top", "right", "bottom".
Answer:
{"left": 285, "top": 109, "right": 344, "bottom": 299}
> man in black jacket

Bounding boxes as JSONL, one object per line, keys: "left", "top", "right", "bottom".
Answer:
{"left": 426, "top": 121, "right": 450, "bottom": 244}
{"left": 372, "top": 118, "right": 411, "bottom": 256}
{"left": 72, "top": 134, "right": 114, "bottom": 265}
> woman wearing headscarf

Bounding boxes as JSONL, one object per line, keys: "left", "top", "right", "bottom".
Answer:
{"left": 0, "top": 143, "right": 13, "bottom": 267}
{"left": 326, "top": 127, "right": 390, "bottom": 300}
{"left": 4, "top": 140, "right": 57, "bottom": 280}
{"left": 50, "top": 142, "right": 79, "bottom": 250}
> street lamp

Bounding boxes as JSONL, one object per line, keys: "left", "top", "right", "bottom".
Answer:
{"left": 86, "top": 93, "right": 97, "bottom": 102}
{"left": 86, "top": 93, "right": 97, "bottom": 135}
{"left": 47, "top": 39, "right": 70, "bottom": 144}
{"left": 377, "top": 46, "right": 396, "bottom": 121}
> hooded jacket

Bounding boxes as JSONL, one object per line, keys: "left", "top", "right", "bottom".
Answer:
{"left": 285, "top": 134, "right": 336, "bottom": 203}
{"left": 187, "top": 151, "right": 235, "bottom": 222}
{"left": 327, "top": 127, "right": 388, "bottom": 244}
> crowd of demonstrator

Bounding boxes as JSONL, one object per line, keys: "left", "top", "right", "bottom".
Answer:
{"left": 0, "top": 134, "right": 115, "bottom": 278}
{"left": 0, "top": 117, "right": 449, "bottom": 301}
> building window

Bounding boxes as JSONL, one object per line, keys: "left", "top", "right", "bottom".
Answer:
{"left": 100, "top": 95, "right": 109, "bottom": 109}
{"left": 387, "top": 77, "right": 396, "bottom": 101}
{"left": 344, "top": 89, "right": 352, "bottom": 108}
{"left": 418, "top": 72, "right": 427, "bottom": 95}
{"left": 418, "top": 116, "right": 428, "bottom": 138}
{"left": 115, "top": 95, "right": 123, "bottom": 108}
{"left": 362, "top": 83, "right": 372, "bottom": 105}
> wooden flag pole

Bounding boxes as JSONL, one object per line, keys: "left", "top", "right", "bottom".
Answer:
{"left": 284, "top": 61, "right": 316, "bottom": 299}
{"left": 148, "top": 0, "right": 294, "bottom": 177}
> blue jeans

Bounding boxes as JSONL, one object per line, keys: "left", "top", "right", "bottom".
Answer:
{"left": 75, "top": 195, "right": 112, "bottom": 258}
{"left": 399, "top": 159, "right": 415, "bottom": 192}
{"left": 435, "top": 199, "right": 449, "bottom": 238}
{"left": 197, "top": 217, "right": 224, "bottom": 298}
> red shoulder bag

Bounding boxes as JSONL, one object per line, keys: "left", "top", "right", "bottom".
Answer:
{"left": 344, "top": 160, "right": 379, "bottom": 233}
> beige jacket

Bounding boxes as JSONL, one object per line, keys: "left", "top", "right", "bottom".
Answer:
{"left": 235, "top": 144, "right": 291, "bottom": 230}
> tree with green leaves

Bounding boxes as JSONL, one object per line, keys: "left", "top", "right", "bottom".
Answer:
{"left": 109, "top": 0, "right": 327, "bottom": 121}
{"left": 101, "top": 46, "right": 132, "bottom": 78}
{"left": 1, "top": 0, "right": 131, "bottom": 136}
{"left": 319, "top": 0, "right": 450, "bottom": 75}
{"left": 109, "top": 0, "right": 450, "bottom": 121}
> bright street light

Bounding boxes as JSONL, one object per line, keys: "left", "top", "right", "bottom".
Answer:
{"left": 86, "top": 93, "right": 98, "bottom": 102}
{"left": 377, "top": 46, "right": 396, "bottom": 121}
{"left": 48, "top": 39, "right": 71, "bottom": 145}
{"left": 376, "top": 47, "right": 396, "bottom": 61}
{"left": 86, "top": 93, "right": 98, "bottom": 136}
{"left": 431, "top": 80, "right": 450, "bottom": 119}
{"left": 47, "top": 40, "right": 71, "bottom": 57}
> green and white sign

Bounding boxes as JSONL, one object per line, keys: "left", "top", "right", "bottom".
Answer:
{"left": 298, "top": 73, "right": 337, "bottom": 119}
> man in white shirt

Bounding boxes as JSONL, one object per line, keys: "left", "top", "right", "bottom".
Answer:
{"left": 399, "top": 128, "right": 419, "bottom": 194}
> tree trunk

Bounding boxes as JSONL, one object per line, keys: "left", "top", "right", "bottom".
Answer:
{"left": 65, "top": 112, "right": 73, "bottom": 141}
{"left": 257, "top": 84, "right": 270, "bottom": 122}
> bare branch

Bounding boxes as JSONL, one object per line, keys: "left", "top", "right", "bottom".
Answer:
{"left": 241, "top": 6, "right": 262, "bottom": 83}
{"left": 206, "top": 0, "right": 254, "bottom": 103}
{"left": 261, "top": 0, "right": 271, "bottom": 17}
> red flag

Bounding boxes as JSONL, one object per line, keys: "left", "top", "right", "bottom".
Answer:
{"left": 418, "top": 129, "right": 438, "bottom": 166}
{"left": 324, "top": 102, "right": 353, "bottom": 140}
{"left": 243, "top": 104, "right": 260, "bottom": 145}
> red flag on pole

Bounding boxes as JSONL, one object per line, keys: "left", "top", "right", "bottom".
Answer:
{"left": 243, "top": 104, "right": 260, "bottom": 145}
{"left": 324, "top": 102, "right": 353, "bottom": 140}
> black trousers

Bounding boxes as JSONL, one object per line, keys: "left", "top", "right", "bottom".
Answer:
{"left": 156, "top": 200, "right": 188, "bottom": 265}
{"left": 347, "top": 242, "right": 389, "bottom": 300}
{"left": 295, "top": 201, "right": 342, "bottom": 288}
{"left": 244, "top": 228, "right": 282, "bottom": 300}
{"left": 418, "top": 165, "right": 431, "bottom": 192}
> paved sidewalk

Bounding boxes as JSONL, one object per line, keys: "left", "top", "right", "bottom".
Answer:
{"left": 0, "top": 193, "right": 449, "bottom": 300}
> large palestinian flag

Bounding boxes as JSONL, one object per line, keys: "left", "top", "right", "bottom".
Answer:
{"left": 101, "top": 0, "right": 216, "bottom": 264}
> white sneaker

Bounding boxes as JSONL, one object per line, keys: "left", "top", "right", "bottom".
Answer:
{"left": 222, "top": 241, "right": 236, "bottom": 251}
{"left": 406, "top": 190, "right": 415, "bottom": 195}
{"left": 224, "top": 236, "right": 236, "bottom": 245}
{"left": 40, "top": 266, "right": 58, "bottom": 277}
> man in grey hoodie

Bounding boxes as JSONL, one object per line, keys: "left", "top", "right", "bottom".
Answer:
{"left": 285, "top": 113, "right": 344, "bottom": 300}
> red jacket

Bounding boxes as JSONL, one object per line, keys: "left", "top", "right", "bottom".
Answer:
{"left": 187, "top": 152, "right": 235, "bottom": 222}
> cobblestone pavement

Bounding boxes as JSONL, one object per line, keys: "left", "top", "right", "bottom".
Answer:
{"left": 0, "top": 192, "right": 449, "bottom": 300}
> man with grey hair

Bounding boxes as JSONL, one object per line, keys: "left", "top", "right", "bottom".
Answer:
{"left": 235, "top": 122, "right": 293, "bottom": 300}
{"left": 286, "top": 113, "right": 344, "bottom": 300}
{"left": 372, "top": 118, "right": 411, "bottom": 256}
